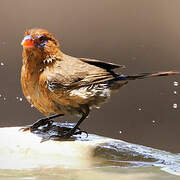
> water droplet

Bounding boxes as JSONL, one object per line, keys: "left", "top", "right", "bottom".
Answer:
{"left": 174, "top": 81, "right": 179, "bottom": 87}
{"left": 19, "top": 98, "right": 23, "bottom": 101}
{"left": 16, "top": 97, "right": 19, "bottom": 99}
{"left": 0, "top": 62, "right": 4, "bottom": 66}
{"left": 0, "top": 94, "right": 1, "bottom": 97}
{"left": 30, "top": 104, "right": 34, "bottom": 108}
{"left": 3, "top": 97, "right": 6, "bottom": 100}
{"left": 152, "top": 120, "right": 156, "bottom": 123}
{"left": 119, "top": 130, "right": 122, "bottom": 134}
{"left": 173, "top": 103, "right": 178, "bottom": 109}
{"left": 138, "top": 108, "right": 142, "bottom": 111}
{"left": 173, "top": 91, "right": 177, "bottom": 95}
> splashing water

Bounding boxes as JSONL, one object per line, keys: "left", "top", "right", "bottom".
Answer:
{"left": 173, "top": 91, "right": 177, "bottom": 95}
{"left": 173, "top": 103, "right": 178, "bottom": 109}
{"left": 16, "top": 97, "right": 23, "bottom": 102}
{"left": 173, "top": 81, "right": 179, "bottom": 87}
{"left": 0, "top": 62, "right": 4, "bottom": 66}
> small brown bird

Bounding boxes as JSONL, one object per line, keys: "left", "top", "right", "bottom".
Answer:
{"left": 21, "top": 28, "right": 180, "bottom": 139}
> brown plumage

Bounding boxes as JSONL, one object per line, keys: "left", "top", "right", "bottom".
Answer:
{"left": 21, "top": 28, "right": 180, "bottom": 138}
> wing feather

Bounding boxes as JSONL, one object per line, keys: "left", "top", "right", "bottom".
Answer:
{"left": 45, "top": 55, "right": 122, "bottom": 90}
{"left": 80, "top": 58, "right": 125, "bottom": 70}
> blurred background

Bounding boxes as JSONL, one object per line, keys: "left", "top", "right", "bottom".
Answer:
{"left": 0, "top": 0, "right": 180, "bottom": 153}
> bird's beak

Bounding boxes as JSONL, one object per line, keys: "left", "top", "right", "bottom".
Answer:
{"left": 21, "top": 35, "right": 34, "bottom": 48}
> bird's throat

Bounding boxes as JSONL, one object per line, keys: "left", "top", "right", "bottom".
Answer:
{"left": 22, "top": 49, "right": 45, "bottom": 74}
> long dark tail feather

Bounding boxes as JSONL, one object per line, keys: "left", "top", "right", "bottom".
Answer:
{"left": 117, "top": 71, "right": 180, "bottom": 81}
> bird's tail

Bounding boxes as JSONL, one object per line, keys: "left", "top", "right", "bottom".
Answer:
{"left": 117, "top": 71, "right": 180, "bottom": 81}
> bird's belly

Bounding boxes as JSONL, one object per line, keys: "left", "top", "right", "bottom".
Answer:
{"left": 68, "top": 84, "right": 111, "bottom": 108}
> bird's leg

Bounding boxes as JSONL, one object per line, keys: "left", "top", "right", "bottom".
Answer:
{"left": 20, "top": 114, "right": 64, "bottom": 132}
{"left": 63, "top": 113, "right": 88, "bottom": 138}
{"left": 48, "top": 106, "right": 89, "bottom": 140}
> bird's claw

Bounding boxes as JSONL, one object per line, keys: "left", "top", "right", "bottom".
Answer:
{"left": 19, "top": 119, "right": 54, "bottom": 132}
{"left": 42, "top": 128, "right": 88, "bottom": 142}
{"left": 80, "top": 130, "right": 88, "bottom": 138}
{"left": 19, "top": 125, "right": 32, "bottom": 132}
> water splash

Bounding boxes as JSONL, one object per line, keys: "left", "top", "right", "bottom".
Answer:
{"left": 16, "top": 97, "right": 23, "bottom": 101}
{"left": 173, "top": 91, "right": 177, "bottom": 95}
{"left": 173, "top": 81, "right": 179, "bottom": 87}
{"left": 173, "top": 103, "right": 178, "bottom": 109}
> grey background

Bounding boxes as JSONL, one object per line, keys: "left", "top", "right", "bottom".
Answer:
{"left": 0, "top": 0, "right": 180, "bottom": 152}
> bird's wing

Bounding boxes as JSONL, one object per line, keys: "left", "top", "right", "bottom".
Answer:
{"left": 45, "top": 57, "right": 120, "bottom": 90}
{"left": 80, "top": 58, "right": 125, "bottom": 70}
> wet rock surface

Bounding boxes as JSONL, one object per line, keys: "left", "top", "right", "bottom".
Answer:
{"left": 0, "top": 125, "right": 180, "bottom": 177}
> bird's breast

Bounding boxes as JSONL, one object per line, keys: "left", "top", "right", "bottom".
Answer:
{"left": 21, "top": 64, "right": 56, "bottom": 116}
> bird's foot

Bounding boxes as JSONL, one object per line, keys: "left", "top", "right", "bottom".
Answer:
{"left": 55, "top": 128, "right": 87, "bottom": 139}
{"left": 40, "top": 124, "right": 88, "bottom": 142}
{"left": 19, "top": 118, "right": 53, "bottom": 132}
{"left": 20, "top": 114, "right": 64, "bottom": 132}
{"left": 20, "top": 117, "right": 88, "bottom": 142}
{"left": 19, "top": 125, "right": 31, "bottom": 132}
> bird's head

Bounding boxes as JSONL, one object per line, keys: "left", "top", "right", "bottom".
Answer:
{"left": 21, "top": 29, "right": 62, "bottom": 62}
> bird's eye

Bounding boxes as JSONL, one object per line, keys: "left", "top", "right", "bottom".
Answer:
{"left": 38, "top": 35, "right": 46, "bottom": 42}
{"left": 35, "top": 35, "right": 49, "bottom": 49}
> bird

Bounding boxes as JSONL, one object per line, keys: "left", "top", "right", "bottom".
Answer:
{"left": 21, "top": 28, "right": 180, "bottom": 139}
